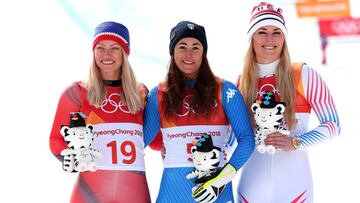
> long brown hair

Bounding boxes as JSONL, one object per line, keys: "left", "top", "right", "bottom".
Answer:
{"left": 239, "top": 40, "right": 296, "bottom": 130}
{"left": 162, "top": 54, "right": 218, "bottom": 119}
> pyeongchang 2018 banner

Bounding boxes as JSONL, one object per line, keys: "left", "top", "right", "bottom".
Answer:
{"left": 319, "top": 18, "right": 360, "bottom": 36}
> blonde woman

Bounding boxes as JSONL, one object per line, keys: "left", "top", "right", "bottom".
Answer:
{"left": 237, "top": 2, "right": 340, "bottom": 203}
{"left": 50, "top": 21, "right": 150, "bottom": 203}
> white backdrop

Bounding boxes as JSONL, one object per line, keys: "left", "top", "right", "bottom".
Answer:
{"left": 0, "top": 0, "right": 359, "bottom": 202}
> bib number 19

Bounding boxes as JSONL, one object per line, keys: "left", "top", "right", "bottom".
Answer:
{"left": 106, "top": 140, "right": 136, "bottom": 164}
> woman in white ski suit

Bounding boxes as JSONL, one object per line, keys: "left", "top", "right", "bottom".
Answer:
{"left": 236, "top": 2, "right": 341, "bottom": 203}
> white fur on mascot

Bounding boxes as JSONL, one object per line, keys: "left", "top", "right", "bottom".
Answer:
{"left": 252, "top": 91, "right": 289, "bottom": 155}
{"left": 60, "top": 112, "right": 102, "bottom": 172}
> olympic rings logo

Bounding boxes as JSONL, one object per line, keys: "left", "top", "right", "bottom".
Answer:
{"left": 331, "top": 19, "right": 360, "bottom": 35}
{"left": 100, "top": 93, "right": 130, "bottom": 114}
{"left": 175, "top": 95, "right": 218, "bottom": 117}
{"left": 176, "top": 95, "right": 195, "bottom": 117}
{"left": 258, "top": 84, "right": 280, "bottom": 98}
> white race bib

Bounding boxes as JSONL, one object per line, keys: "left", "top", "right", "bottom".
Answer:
{"left": 162, "top": 125, "right": 230, "bottom": 168}
{"left": 92, "top": 123, "right": 145, "bottom": 171}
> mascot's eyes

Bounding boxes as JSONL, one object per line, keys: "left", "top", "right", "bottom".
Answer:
{"left": 203, "top": 157, "right": 207, "bottom": 161}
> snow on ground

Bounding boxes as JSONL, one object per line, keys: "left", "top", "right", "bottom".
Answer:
{"left": 0, "top": 0, "right": 358, "bottom": 202}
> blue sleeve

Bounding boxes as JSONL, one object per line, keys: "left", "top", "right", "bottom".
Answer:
{"left": 143, "top": 86, "right": 161, "bottom": 147}
{"left": 222, "top": 80, "right": 255, "bottom": 170}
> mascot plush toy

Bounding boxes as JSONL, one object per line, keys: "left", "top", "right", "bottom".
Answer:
{"left": 252, "top": 91, "right": 289, "bottom": 154}
{"left": 186, "top": 133, "right": 221, "bottom": 192}
{"left": 60, "top": 112, "right": 102, "bottom": 172}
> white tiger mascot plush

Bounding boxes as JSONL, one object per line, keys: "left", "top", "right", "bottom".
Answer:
{"left": 252, "top": 91, "right": 289, "bottom": 154}
{"left": 60, "top": 112, "right": 102, "bottom": 172}
{"left": 186, "top": 133, "right": 221, "bottom": 191}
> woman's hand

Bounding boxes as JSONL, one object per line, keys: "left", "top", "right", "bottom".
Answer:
{"left": 264, "top": 132, "right": 295, "bottom": 152}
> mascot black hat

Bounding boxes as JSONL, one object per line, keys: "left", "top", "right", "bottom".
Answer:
{"left": 69, "top": 112, "right": 87, "bottom": 127}
{"left": 195, "top": 133, "right": 221, "bottom": 152}
{"left": 259, "top": 90, "right": 285, "bottom": 109}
